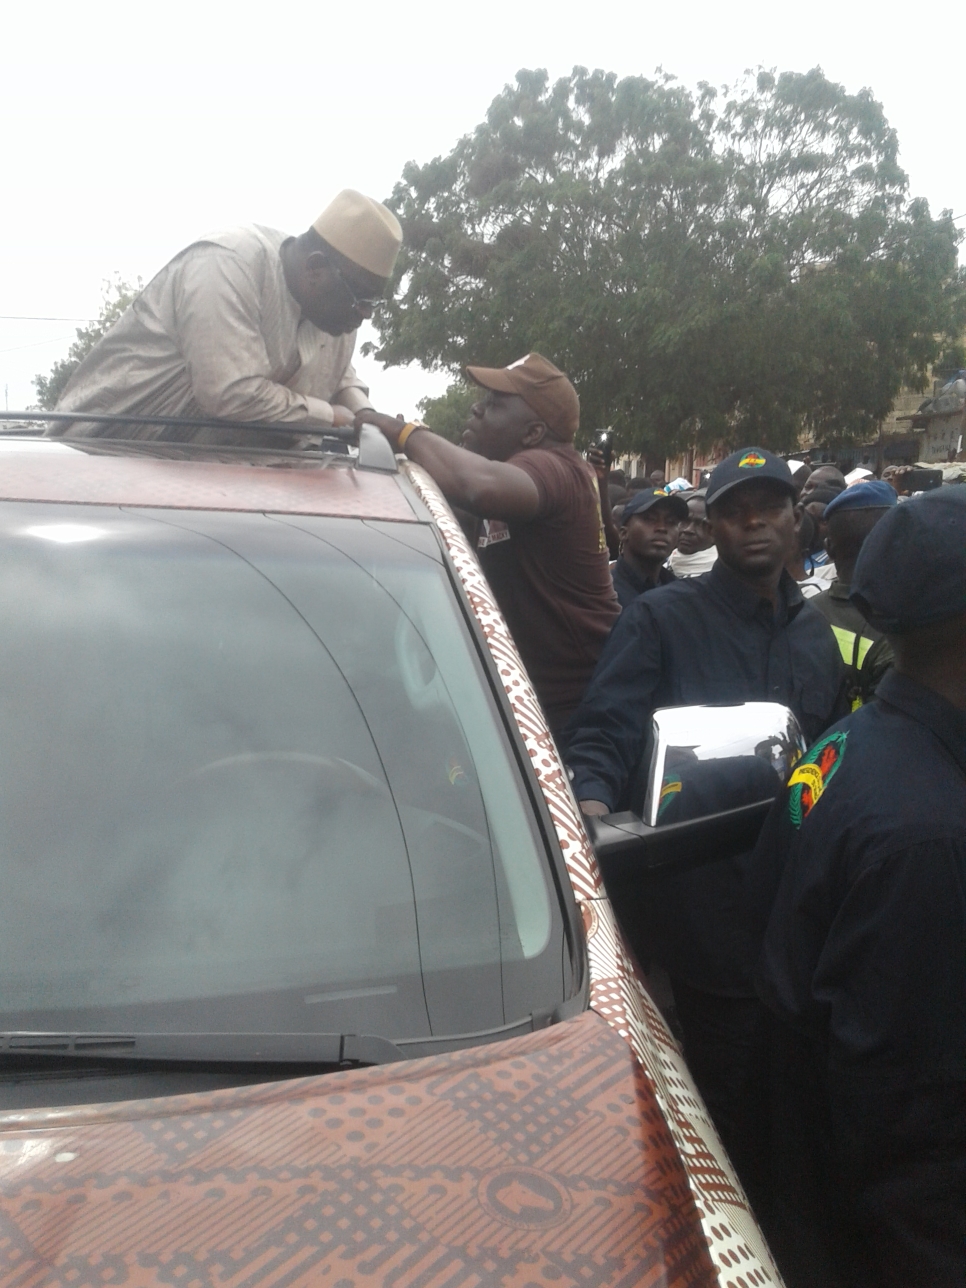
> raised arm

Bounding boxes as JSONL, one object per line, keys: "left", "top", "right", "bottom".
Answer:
{"left": 359, "top": 412, "right": 542, "bottom": 523}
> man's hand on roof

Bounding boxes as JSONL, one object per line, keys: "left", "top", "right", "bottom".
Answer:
{"left": 354, "top": 409, "right": 405, "bottom": 446}
{"left": 354, "top": 406, "right": 542, "bottom": 523}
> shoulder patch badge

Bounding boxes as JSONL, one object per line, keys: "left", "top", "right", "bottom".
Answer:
{"left": 787, "top": 729, "right": 848, "bottom": 827}
{"left": 738, "top": 451, "right": 767, "bottom": 469}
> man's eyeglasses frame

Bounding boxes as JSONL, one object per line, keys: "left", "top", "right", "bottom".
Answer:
{"left": 323, "top": 254, "right": 383, "bottom": 314}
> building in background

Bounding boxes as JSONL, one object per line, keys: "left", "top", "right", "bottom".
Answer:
{"left": 898, "top": 371, "right": 965, "bottom": 462}
{"left": 613, "top": 367, "right": 966, "bottom": 486}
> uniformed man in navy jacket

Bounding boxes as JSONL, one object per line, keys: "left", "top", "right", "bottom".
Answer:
{"left": 563, "top": 446, "right": 845, "bottom": 1210}
{"left": 756, "top": 486, "right": 966, "bottom": 1288}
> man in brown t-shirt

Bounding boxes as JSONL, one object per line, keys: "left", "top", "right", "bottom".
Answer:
{"left": 358, "top": 353, "right": 620, "bottom": 732}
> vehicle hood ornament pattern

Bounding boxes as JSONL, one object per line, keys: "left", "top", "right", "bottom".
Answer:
{"left": 0, "top": 1015, "right": 716, "bottom": 1286}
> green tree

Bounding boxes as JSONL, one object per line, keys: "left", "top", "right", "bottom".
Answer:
{"left": 34, "top": 275, "right": 142, "bottom": 409}
{"left": 368, "top": 67, "right": 965, "bottom": 456}
{"left": 416, "top": 381, "right": 478, "bottom": 442}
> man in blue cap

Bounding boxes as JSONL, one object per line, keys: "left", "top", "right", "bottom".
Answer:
{"left": 563, "top": 446, "right": 844, "bottom": 1208}
{"left": 611, "top": 488, "right": 688, "bottom": 608}
{"left": 811, "top": 479, "right": 897, "bottom": 709}
{"left": 756, "top": 486, "right": 966, "bottom": 1288}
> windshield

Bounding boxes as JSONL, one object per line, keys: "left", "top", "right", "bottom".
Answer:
{"left": 0, "top": 502, "right": 568, "bottom": 1045}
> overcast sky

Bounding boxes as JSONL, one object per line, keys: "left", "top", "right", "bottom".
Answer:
{"left": 2, "top": 0, "right": 962, "bottom": 415}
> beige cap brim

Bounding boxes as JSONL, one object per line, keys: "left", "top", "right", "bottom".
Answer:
{"left": 313, "top": 190, "right": 402, "bottom": 280}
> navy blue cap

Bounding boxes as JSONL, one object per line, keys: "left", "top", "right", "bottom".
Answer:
{"left": 621, "top": 488, "right": 689, "bottom": 522}
{"left": 705, "top": 447, "right": 796, "bottom": 507}
{"left": 824, "top": 479, "right": 897, "bottom": 519}
{"left": 850, "top": 487, "right": 966, "bottom": 634}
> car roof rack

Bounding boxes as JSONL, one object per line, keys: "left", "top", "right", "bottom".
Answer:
{"left": 0, "top": 411, "right": 398, "bottom": 473}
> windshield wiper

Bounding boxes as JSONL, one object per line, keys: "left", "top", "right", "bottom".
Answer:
{"left": 0, "top": 999, "right": 588, "bottom": 1070}
{"left": 0, "top": 1031, "right": 404, "bottom": 1067}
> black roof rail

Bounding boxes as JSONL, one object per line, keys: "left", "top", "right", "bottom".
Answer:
{"left": 0, "top": 411, "right": 398, "bottom": 473}
{"left": 0, "top": 409, "right": 356, "bottom": 439}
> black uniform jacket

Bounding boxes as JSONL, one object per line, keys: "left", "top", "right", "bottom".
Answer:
{"left": 610, "top": 556, "right": 675, "bottom": 610}
{"left": 755, "top": 670, "right": 966, "bottom": 1287}
{"left": 563, "top": 562, "right": 845, "bottom": 995}
{"left": 565, "top": 561, "right": 843, "bottom": 810}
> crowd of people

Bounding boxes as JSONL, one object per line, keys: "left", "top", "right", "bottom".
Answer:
{"left": 51, "top": 191, "right": 964, "bottom": 1288}
{"left": 364, "top": 358, "right": 964, "bottom": 1288}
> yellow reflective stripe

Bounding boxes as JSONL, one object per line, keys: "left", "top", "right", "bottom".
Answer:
{"left": 830, "top": 625, "right": 856, "bottom": 664}
{"left": 830, "top": 625, "right": 874, "bottom": 669}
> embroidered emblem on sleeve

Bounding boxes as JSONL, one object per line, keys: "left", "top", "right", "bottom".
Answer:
{"left": 656, "top": 777, "right": 682, "bottom": 819}
{"left": 787, "top": 730, "right": 848, "bottom": 827}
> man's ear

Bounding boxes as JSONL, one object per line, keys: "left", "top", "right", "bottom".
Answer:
{"left": 521, "top": 420, "right": 549, "bottom": 447}
{"left": 304, "top": 250, "right": 328, "bottom": 281}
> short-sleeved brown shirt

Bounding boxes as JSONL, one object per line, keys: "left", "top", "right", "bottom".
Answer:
{"left": 477, "top": 442, "right": 620, "bottom": 731}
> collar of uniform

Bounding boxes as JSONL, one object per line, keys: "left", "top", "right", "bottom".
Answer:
{"left": 875, "top": 670, "right": 966, "bottom": 778}
{"left": 614, "top": 556, "right": 673, "bottom": 596}
{"left": 707, "top": 560, "right": 803, "bottom": 623}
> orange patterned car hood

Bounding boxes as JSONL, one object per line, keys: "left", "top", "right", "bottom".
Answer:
{"left": 0, "top": 1011, "right": 716, "bottom": 1287}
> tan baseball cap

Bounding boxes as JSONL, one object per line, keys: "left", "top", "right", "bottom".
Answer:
{"left": 313, "top": 190, "right": 402, "bottom": 280}
{"left": 465, "top": 352, "right": 580, "bottom": 440}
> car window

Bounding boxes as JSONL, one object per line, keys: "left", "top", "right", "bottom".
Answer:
{"left": 0, "top": 502, "right": 567, "bottom": 1043}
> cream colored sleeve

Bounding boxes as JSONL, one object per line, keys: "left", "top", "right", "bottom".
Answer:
{"left": 175, "top": 249, "right": 335, "bottom": 425}
{"left": 332, "top": 360, "right": 373, "bottom": 413}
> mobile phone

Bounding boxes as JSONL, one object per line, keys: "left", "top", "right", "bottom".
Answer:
{"left": 595, "top": 429, "right": 613, "bottom": 472}
{"left": 902, "top": 467, "right": 942, "bottom": 493}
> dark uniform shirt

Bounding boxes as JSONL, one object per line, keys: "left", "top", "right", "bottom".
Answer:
{"left": 563, "top": 561, "right": 845, "bottom": 993}
{"left": 565, "top": 561, "right": 843, "bottom": 811}
{"left": 755, "top": 670, "right": 966, "bottom": 1288}
{"left": 476, "top": 442, "right": 619, "bottom": 733}
{"left": 610, "top": 556, "right": 675, "bottom": 609}
{"left": 811, "top": 577, "right": 893, "bottom": 709}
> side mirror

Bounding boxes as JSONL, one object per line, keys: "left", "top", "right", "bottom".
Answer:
{"left": 585, "top": 701, "right": 805, "bottom": 878}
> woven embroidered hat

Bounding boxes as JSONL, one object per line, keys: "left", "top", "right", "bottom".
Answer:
{"left": 313, "top": 190, "right": 402, "bottom": 279}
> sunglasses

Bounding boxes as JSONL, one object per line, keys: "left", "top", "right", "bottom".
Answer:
{"left": 324, "top": 255, "right": 383, "bottom": 312}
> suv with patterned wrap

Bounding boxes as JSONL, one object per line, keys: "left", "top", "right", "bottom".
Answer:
{"left": 0, "top": 423, "right": 782, "bottom": 1287}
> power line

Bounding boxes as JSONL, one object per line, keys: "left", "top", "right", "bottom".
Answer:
{"left": 0, "top": 314, "right": 95, "bottom": 323}
{"left": 0, "top": 336, "right": 75, "bottom": 355}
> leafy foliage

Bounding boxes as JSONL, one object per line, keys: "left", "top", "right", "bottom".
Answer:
{"left": 416, "top": 381, "right": 478, "bottom": 442}
{"left": 370, "top": 66, "right": 965, "bottom": 455}
{"left": 34, "top": 275, "right": 142, "bottom": 409}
